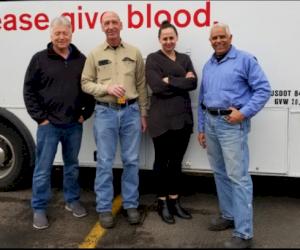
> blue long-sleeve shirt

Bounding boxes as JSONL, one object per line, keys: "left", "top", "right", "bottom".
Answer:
{"left": 198, "top": 45, "right": 271, "bottom": 133}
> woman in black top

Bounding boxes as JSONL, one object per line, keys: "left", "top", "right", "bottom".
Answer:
{"left": 145, "top": 20, "right": 197, "bottom": 224}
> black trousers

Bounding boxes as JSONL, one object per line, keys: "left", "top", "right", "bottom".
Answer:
{"left": 152, "top": 126, "right": 191, "bottom": 197}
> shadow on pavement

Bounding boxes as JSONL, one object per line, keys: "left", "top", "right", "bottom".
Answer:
{"left": 48, "top": 166, "right": 300, "bottom": 199}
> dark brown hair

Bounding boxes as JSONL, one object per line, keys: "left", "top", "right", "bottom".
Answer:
{"left": 158, "top": 20, "right": 178, "bottom": 38}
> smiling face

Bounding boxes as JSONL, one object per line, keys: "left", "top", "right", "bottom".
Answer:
{"left": 159, "top": 27, "right": 178, "bottom": 54}
{"left": 101, "top": 11, "right": 123, "bottom": 45}
{"left": 50, "top": 24, "right": 72, "bottom": 52}
{"left": 209, "top": 26, "right": 232, "bottom": 56}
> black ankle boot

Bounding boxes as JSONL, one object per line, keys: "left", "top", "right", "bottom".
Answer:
{"left": 168, "top": 198, "right": 192, "bottom": 219}
{"left": 157, "top": 199, "right": 175, "bottom": 224}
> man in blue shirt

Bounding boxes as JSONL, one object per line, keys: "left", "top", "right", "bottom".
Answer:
{"left": 198, "top": 23, "right": 271, "bottom": 248}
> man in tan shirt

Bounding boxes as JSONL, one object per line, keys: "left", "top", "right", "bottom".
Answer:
{"left": 81, "top": 11, "right": 148, "bottom": 229}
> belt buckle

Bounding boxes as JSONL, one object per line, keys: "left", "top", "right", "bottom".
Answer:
{"left": 110, "top": 102, "right": 121, "bottom": 109}
{"left": 117, "top": 96, "right": 126, "bottom": 104}
{"left": 208, "top": 108, "right": 221, "bottom": 116}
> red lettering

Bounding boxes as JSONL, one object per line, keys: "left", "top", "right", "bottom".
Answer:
{"left": 194, "top": 1, "right": 210, "bottom": 27}
{"left": 34, "top": 13, "right": 49, "bottom": 30}
{"left": 127, "top": 1, "right": 210, "bottom": 29}
{"left": 85, "top": 12, "right": 99, "bottom": 29}
{"left": 173, "top": 9, "right": 191, "bottom": 28}
{"left": 78, "top": 6, "right": 83, "bottom": 30}
{"left": 19, "top": 13, "right": 32, "bottom": 30}
{"left": 0, "top": 2, "right": 211, "bottom": 32}
{"left": 63, "top": 7, "right": 99, "bottom": 31}
{"left": 154, "top": 10, "right": 171, "bottom": 27}
{"left": 3, "top": 14, "right": 17, "bottom": 31}
{"left": 128, "top": 4, "right": 143, "bottom": 28}
{"left": 146, "top": 4, "right": 151, "bottom": 28}
{"left": 2, "top": 13, "right": 49, "bottom": 31}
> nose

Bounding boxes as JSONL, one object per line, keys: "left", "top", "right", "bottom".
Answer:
{"left": 107, "top": 22, "right": 114, "bottom": 29}
{"left": 215, "top": 37, "right": 222, "bottom": 42}
{"left": 58, "top": 34, "right": 65, "bottom": 39}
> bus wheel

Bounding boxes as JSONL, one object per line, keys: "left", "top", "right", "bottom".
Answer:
{"left": 0, "top": 122, "right": 30, "bottom": 191}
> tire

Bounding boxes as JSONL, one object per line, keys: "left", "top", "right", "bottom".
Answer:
{"left": 0, "top": 122, "right": 32, "bottom": 191}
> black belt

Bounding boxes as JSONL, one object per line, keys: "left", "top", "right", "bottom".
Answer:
{"left": 201, "top": 103, "right": 232, "bottom": 116}
{"left": 96, "top": 98, "right": 137, "bottom": 109}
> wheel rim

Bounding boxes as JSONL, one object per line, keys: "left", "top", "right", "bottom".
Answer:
{"left": 0, "top": 135, "right": 15, "bottom": 178}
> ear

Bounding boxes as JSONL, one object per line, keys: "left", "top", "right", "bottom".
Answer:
{"left": 120, "top": 21, "right": 123, "bottom": 31}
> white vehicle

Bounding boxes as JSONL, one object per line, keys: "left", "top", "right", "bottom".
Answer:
{"left": 0, "top": 1, "right": 299, "bottom": 189}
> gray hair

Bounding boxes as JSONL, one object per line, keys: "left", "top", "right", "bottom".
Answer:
{"left": 50, "top": 16, "right": 72, "bottom": 33}
{"left": 210, "top": 22, "right": 231, "bottom": 37}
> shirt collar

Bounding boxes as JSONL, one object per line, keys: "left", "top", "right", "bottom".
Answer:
{"left": 210, "top": 45, "right": 237, "bottom": 63}
{"left": 103, "top": 40, "right": 125, "bottom": 50}
{"left": 47, "top": 42, "right": 74, "bottom": 59}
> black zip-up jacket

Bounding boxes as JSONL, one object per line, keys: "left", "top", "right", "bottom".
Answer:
{"left": 23, "top": 43, "right": 95, "bottom": 124}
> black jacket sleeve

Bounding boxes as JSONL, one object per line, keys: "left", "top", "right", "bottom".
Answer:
{"left": 23, "top": 53, "right": 47, "bottom": 124}
{"left": 78, "top": 54, "right": 95, "bottom": 121}
{"left": 80, "top": 91, "right": 95, "bottom": 121}
{"left": 145, "top": 54, "right": 175, "bottom": 96}
{"left": 169, "top": 55, "right": 197, "bottom": 91}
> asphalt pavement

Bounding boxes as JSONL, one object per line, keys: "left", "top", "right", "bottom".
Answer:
{"left": 1, "top": 168, "right": 300, "bottom": 248}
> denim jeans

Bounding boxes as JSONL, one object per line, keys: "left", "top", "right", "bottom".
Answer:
{"left": 93, "top": 102, "right": 141, "bottom": 213}
{"left": 31, "top": 122, "right": 82, "bottom": 212}
{"left": 204, "top": 112, "right": 253, "bottom": 239}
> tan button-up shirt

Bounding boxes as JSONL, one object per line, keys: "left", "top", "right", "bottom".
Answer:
{"left": 81, "top": 41, "right": 148, "bottom": 116}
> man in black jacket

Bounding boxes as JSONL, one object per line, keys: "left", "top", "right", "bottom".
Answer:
{"left": 23, "top": 16, "right": 95, "bottom": 230}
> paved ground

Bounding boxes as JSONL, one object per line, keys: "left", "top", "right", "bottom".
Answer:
{"left": 1, "top": 168, "right": 300, "bottom": 248}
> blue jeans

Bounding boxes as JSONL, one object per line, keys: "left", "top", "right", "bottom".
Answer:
{"left": 31, "top": 122, "right": 82, "bottom": 212}
{"left": 93, "top": 102, "right": 141, "bottom": 213}
{"left": 204, "top": 112, "right": 253, "bottom": 239}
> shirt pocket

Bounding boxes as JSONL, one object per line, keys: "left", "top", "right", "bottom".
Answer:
{"left": 122, "top": 56, "right": 136, "bottom": 76}
{"left": 97, "top": 59, "right": 113, "bottom": 81}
